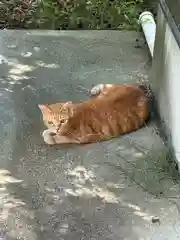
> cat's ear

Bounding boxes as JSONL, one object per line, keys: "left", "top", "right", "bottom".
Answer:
{"left": 63, "top": 101, "right": 74, "bottom": 116}
{"left": 38, "top": 104, "right": 52, "bottom": 112}
{"left": 62, "top": 101, "right": 73, "bottom": 107}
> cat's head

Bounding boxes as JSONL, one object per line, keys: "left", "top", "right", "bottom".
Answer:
{"left": 38, "top": 101, "right": 74, "bottom": 131}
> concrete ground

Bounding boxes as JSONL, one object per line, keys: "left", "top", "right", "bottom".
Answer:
{"left": 0, "top": 30, "right": 180, "bottom": 240}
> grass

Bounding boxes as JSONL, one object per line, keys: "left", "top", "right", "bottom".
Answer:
{"left": 0, "top": 0, "right": 157, "bottom": 30}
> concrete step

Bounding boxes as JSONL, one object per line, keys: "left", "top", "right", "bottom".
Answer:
{"left": 0, "top": 30, "right": 180, "bottom": 240}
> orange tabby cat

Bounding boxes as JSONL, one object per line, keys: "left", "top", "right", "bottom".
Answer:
{"left": 38, "top": 83, "right": 149, "bottom": 145}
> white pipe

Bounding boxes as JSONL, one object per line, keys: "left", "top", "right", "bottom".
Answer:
{"left": 139, "top": 11, "right": 156, "bottom": 57}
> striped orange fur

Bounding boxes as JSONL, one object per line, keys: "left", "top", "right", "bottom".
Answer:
{"left": 38, "top": 83, "right": 149, "bottom": 145}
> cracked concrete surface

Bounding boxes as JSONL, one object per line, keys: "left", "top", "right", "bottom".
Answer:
{"left": 0, "top": 30, "right": 180, "bottom": 240}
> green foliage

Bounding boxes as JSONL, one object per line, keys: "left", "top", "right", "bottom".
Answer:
{"left": 0, "top": 0, "right": 157, "bottom": 30}
{"left": 0, "top": 0, "right": 38, "bottom": 28}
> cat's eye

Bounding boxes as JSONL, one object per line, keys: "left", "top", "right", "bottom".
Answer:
{"left": 48, "top": 121, "right": 53, "bottom": 124}
{"left": 61, "top": 119, "right": 66, "bottom": 124}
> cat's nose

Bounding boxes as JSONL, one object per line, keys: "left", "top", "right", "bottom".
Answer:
{"left": 50, "top": 132, "right": 56, "bottom": 136}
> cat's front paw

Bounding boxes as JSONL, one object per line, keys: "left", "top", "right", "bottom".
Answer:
{"left": 42, "top": 129, "right": 56, "bottom": 145}
{"left": 90, "top": 84, "right": 104, "bottom": 96}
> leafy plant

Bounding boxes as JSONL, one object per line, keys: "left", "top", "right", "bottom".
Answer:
{"left": 0, "top": 0, "right": 38, "bottom": 28}
{"left": 0, "top": 0, "right": 157, "bottom": 30}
